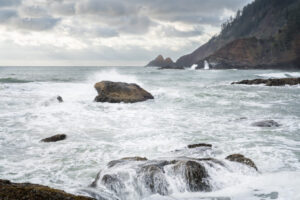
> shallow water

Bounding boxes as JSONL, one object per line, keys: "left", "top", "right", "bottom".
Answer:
{"left": 0, "top": 66, "right": 299, "bottom": 200}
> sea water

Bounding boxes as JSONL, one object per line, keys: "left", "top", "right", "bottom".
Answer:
{"left": 0, "top": 66, "right": 299, "bottom": 200}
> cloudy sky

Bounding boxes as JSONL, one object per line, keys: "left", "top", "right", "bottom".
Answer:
{"left": 0, "top": 0, "right": 252, "bottom": 66}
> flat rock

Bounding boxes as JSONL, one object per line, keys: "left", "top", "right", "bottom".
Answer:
{"left": 187, "top": 143, "right": 212, "bottom": 149}
{"left": 252, "top": 120, "right": 280, "bottom": 127}
{"left": 0, "top": 179, "right": 94, "bottom": 200}
{"left": 232, "top": 78, "right": 300, "bottom": 86}
{"left": 94, "top": 81, "right": 154, "bottom": 103}
{"left": 41, "top": 134, "right": 67, "bottom": 142}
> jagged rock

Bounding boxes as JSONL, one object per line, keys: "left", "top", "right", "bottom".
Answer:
{"left": 226, "top": 154, "right": 258, "bottom": 171}
{"left": 252, "top": 120, "right": 281, "bottom": 127}
{"left": 0, "top": 179, "right": 94, "bottom": 200}
{"left": 41, "top": 134, "right": 66, "bottom": 142}
{"left": 146, "top": 55, "right": 180, "bottom": 69}
{"left": 232, "top": 78, "right": 300, "bottom": 86}
{"left": 94, "top": 81, "right": 154, "bottom": 103}
{"left": 187, "top": 143, "right": 212, "bottom": 149}
{"left": 57, "top": 96, "right": 63, "bottom": 103}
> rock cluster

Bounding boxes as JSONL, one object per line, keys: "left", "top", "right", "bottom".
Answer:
{"left": 232, "top": 78, "right": 300, "bottom": 86}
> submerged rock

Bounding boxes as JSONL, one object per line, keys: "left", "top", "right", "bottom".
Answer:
{"left": 41, "top": 134, "right": 66, "bottom": 142}
{"left": 232, "top": 78, "right": 300, "bottom": 86}
{"left": 57, "top": 96, "right": 63, "bottom": 103}
{"left": 252, "top": 120, "right": 280, "bottom": 127}
{"left": 226, "top": 154, "right": 258, "bottom": 171}
{"left": 94, "top": 81, "right": 154, "bottom": 103}
{"left": 0, "top": 179, "right": 94, "bottom": 200}
{"left": 187, "top": 143, "right": 212, "bottom": 149}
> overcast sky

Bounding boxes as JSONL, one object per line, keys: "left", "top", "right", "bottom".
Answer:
{"left": 0, "top": 0, "right": 253, "bottom": 66}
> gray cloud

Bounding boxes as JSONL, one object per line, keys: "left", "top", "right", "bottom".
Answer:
{"left": 160, "top": 26, "right": 204, "bottom": 37}
{"left": 0, "top": 0, "right": 21, "bottom": 8}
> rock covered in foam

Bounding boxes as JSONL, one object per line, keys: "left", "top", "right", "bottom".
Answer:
{"left": 94, "top": 81, "right": 154, "bottom": 103}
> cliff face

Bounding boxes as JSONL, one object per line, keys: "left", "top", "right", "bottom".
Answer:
{"left": 176, "top": 0, "right": 300, "bottom": 69}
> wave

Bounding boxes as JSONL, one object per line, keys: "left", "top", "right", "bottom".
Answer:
{"left": 0, "top": 78, "right": 32, "bottom": 83}
{"left": 255, "top": 72, "right": 300, "bottom": 79}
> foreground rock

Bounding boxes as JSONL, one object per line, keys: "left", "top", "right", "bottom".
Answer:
{"left": 41, "top": 134, "right": 66, "bottom": 142}
{"left": 0, "top": 179, "right": 94, "bottom": 200}
{"left": 226, "top": 154, "right": 258, "bottom": 171}
{"left": 252, "top": 120, "right": 280, "bottom": 127}
{"left": 232, "top": 78, "right": 300, "bottom": 86}
{"left": 94, "top": 81, "right": 154, "bottom": 103}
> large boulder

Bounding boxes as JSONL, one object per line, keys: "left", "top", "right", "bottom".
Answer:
{"left": 226, "top": 154, "right": 258, "bottom": 171}
{"left": 0, "top": 179, "right": 94, "bottom": 200}
{"left": 94, "top": 81, "right": 154, "bottom": 103}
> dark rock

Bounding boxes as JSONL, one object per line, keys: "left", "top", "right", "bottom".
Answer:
{"left": 174, "top": 160, "right": 211, "bottom": 192}
{"left": 158, "top": 65, "right": 185, "bottom": 70}
{"left": 57, "top": 96, "right": 63, "bottom": 103}
{"left": 187, "top": 143, "right": 212, "bottom": 149}
{"left": 232, "top": 78, "right": 300, "bottom": 86}
{"left": 0, "top": 179, "right": 94, "bottom": 200}
{"left": 252, "top": 120, "right": 281, "bottom": 127}
{"left": 121, "top": 157, "right": 148, "bottom": 161}
{"left": 41, "top": 134, "right": 66, "bottom": 142}
{"left": 94, "top": 81, "right": 154, "bottom": 103}
{"left": 226, "top": 154, "right": 258, "bottom": 171}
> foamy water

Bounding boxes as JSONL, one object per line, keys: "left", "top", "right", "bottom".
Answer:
{"left": 0, "top": 67, "right": 299, "bottom": 200}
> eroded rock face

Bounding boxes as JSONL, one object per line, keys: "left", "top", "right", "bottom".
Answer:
{"left": 252, "top": 120, "right": 280, "bottom": 127}
{"left": 232, "top": 78, "right": 300, "bottom": 86}
{"left": 226, "top": 154, "right": 258, "bottom": 171}
{"left": 0, "top": 179, "right": 94, "bottom": 200}
{"left": 41, "top": 134, "right": 66, "bottom": 142}
{"left": 94, "top": 81, "right": 154, "bottom": 103}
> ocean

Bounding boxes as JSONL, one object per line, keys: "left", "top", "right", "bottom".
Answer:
{"left": 0, "top": 66, "right": 300, "bottom": 200}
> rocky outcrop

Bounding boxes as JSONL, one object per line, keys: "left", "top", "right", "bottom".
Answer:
{"left": 146, "top": 55, "right": 181, "bottom": 69}
{"left": 0, "top": 179, "right": 94, "bottom": 200}
{"left": 251, "top": 120, "right": 281, "bottom": 127}
{"left": 176, "top": 0, "right": 300, "bottom": 69}
{"left": 94, "top": 81, "right": 154, "bottom": 103}
{"left": 232, "top": 78, "right": 300, "bottom": 86}
{"left": 226, "top": 154, "right": 258, "bottom": 171}
{"left": 41, "top": 134, "right": 66, "bottom": 142}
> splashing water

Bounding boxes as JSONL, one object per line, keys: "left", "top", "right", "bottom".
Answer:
{"left": 0, "top": 66, "right": 300, "bottom": 200}
{"left": 204, "top": 61, "right": 210, "bottom": 70}
{"left": 190, "top": 64, "right": 198, "bottom": 70}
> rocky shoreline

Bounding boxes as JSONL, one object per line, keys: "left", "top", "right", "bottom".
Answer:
{"left": 232, "top": 77, "right": 300, "bottom": 86}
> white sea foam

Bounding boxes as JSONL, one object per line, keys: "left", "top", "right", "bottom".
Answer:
{"left": 256, "top": 72, "right": 300, "bottom": 78}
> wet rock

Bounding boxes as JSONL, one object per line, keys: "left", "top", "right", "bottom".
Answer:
{"left": 94, "top": 81, "right": 154, "bottom": 103}
{"left": 41, "top": 134, "right": 66, "bottom": 142}
{"left": 174, "top": 160, "right": 211, "bottom": 192}
{"left": 0, "top": 179, "right": 94, "bottom": 200}
{"left": 187, "top": 143, "right": 212, "bottom": 149}
{"left": 139, "top": 165, "right": 169, "bottom": 195}
{"left": 101, "top": 174, "right": 125, "bottom": 196}
{"left": 107, "top": 157, "right": 148, "bottom": 168}
{"left": 57, "top": 96, "right": 63, "bottom": 103}
{"left": 252, "top": 120, "right": 280, "bottom": 127}
{"left": 232, "top": 78, "right": 300, "bottom": 86}
{"left": 226, "top": 154, "right": 258, "bottom": 171}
